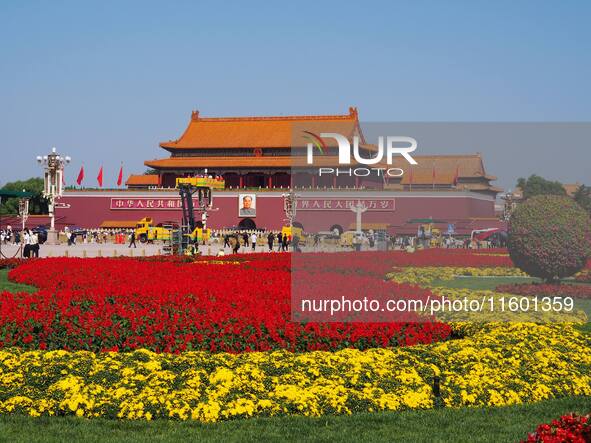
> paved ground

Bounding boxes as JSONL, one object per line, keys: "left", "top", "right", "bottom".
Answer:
{"left": 0, "top": 241, "right": 357, "bottom": 258}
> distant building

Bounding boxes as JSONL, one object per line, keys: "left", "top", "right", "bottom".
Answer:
{"left": 126, "top": 107, "right": 500, "bottom": 198}
{"left": 56, "top": 108, "right": 504, "bottom": 233}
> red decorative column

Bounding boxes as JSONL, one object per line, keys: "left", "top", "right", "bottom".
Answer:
{"left": 311, "top": 175, "right": 316, "bottom": 188}
{"left": 355, "top": 176, "right": 360, "bottom": 188}
{"left": 332, "top": 176, "right": 337, "bottom": 188}
{"left": 268, "top": 175, "right": 273, "bottom": 188}
{"left": 239, "top": 175, "right": 244, "bottom": 188}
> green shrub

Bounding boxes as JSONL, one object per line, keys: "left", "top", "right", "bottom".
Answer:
{"left": 508, "top": 195, "right": 591, "bottom": 282}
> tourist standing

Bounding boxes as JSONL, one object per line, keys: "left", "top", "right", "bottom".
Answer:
{"left": 22, "top": 229, "right": 31, "bottom": 258}
{"left": 281, "top": 233, "right": 289, "bottom": 252}
{"left": 242, "top": 232, "right": 249, "bottom": 247}
{"left": 267, "top": 232, "right": 275, "bottom": 251}
{"left": 31, "top": 231, "right": 39, "bottom": 258}
{"left": 250, "top": 232, "right": 257, "bottom": 251}
{"left": 292, "top": 235, "right": 301, "bottom": 253}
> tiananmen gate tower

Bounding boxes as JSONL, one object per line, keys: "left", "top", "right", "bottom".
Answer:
{"left": 55, "top": 107, "right": 504, "bottom": 234}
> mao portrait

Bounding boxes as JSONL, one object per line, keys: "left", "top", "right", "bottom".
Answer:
{"left": 239, "top": 194, "right": 256, "bottom": 217}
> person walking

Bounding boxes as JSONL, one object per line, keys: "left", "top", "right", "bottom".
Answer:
{"left": 223, "top": 234, "right": 230, "bottom": 248}
{"left": 267, "top": 232, "right": 275, "bottom": 251}
{"left": 129, "top": 231, "right": 137, "bottom": 248}
{"left": 230, "top": 235, "right": 240, "bottom": 254}
{"left": 242, "top": 232, "right": 249, "bottom": 247}
{"left": 281, "top": 233, "right": 289, "bottom": 252}
{"left": 313, "top": 233, "right": 320, "bottom": 248}
{"left": 292, "top": 235, "right": 301, "bottom": 253}
{"left": 250, "top": 232, "right": 257, "bottom": 251}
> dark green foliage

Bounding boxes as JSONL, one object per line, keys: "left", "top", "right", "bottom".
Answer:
{"left": 508, "top": 195, "right": 591, "bottom": 282}
{"left": 0, "top": 178, "right": 47, "bottom": 215}
{"left": 516, "top": 175, "right": 566, "bottom": 199}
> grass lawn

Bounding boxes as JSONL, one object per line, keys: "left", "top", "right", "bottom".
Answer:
{"left": 0, "top": 269, "right": 36, "bottom": 293}
{"left": 0, "top": 397, "right": 588, "bottom": 443}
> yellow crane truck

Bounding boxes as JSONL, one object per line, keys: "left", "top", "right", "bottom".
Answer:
{"left": 134, "top": 217, "right": 210, "bottom": 244}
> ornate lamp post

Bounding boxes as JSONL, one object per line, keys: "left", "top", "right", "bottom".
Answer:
{"left": 502, "top": 189, "right": 516, "bottom": 222}
{"left": 18, "top": 195, "right": 29, "bottom": 232}
{"left": 282, "top": 190, "right": 299, "bottom": 227}
{"left": 36, "top": 147, "right": 70, "bottom": 244}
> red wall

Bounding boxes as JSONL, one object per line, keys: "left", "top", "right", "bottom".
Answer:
{"left": 55, "top": 190, "right": 497, "bottom": 234}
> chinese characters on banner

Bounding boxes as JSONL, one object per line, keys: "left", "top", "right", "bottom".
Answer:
{"left": 295, "top": 199, "right": 395, "bottom": 211}
{"left": 110, "top": 198, "right": 187, "bottom": 210}
{"left": 110, "top": 197, "right": 395, "bottom": 211}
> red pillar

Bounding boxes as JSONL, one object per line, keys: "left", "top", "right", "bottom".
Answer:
{"left": 239, "top": 175, "right": 244, "bottom": 188}
{"left": 311, "top": 175, "right": 316, "bottom": 188}
{"left": 268, "top": 175, "right": 273, "bottom": 188}
{"left": 355, "top": 176, "right": 360, "bottom": 188}
{"left": 332, "top": 176, "right": 337, "bottom": 188}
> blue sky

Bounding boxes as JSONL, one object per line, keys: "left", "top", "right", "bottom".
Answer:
{"left": 1, "top": 0, "right": 590, "bottom": 189}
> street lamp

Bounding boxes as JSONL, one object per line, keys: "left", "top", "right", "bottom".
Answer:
{"left": 502, "top": 189, "right": 515, "bottom": 222}
{"left": 282, "top": 190, "right": 299, "bottom": 227}
{"left": 18, "top": 193, "right": 29, "bottom": 232}
{"left": 37, "top": 147, "right": 71, "bottom": 244}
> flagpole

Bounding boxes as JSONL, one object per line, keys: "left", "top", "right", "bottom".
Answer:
{"left": 432, "top": 161, "right": 435, "bottom": 190}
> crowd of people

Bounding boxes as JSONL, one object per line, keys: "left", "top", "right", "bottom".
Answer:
{"left": 0, "top": 226, "right": 40, "bottom": 258}
{"left": 219, "top": 231, "right": 292, "bottom": 254}
{"left": 1, "top": 223, "right": 504, "bottom": 259}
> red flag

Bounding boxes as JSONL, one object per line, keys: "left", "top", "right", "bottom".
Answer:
{"left": 432, "top": 164, "right": 436, "bottom": 189}
{"left": 76, "top": 166, "right": 85, "bottom": 186}
{"left": 117, "top": 164, "right": 123, "bottom": 187}
{"left": 453, "top": 165, "right": 459, "bottom": 187}
{"left": 97, "top": 166, "right": 103, "bottom": 187}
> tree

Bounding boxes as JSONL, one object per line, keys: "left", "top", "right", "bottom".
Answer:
{"left": 516, "top": 175, "right": 566, "bottom": 199}
{"left": 0, "top": 178, "right": 48, "bottom": 215}
{"left": 144, "top": 169, "right": 159, "bottom": 175}
{"left": 573, "top": 184, "right": 591, "bottom": 214}
{"left": 508, "top": 195, "right": 591, "bottom": 282}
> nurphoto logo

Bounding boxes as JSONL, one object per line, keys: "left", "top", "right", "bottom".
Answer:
{"left": 304, "top": 132, "right": 419, "bottom": 178}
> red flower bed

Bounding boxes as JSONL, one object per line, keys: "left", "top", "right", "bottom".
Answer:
{"left": 0, "top": 258, "right": 26, "bottom": 270}
{"left": 523, "top": 413, "right": 590, "bottom": 443}
{"left": 2, "top": 255, "right": 451, "bottom": 353}
{"left": 496, "top": 283, "right": 591, "bottom": 299}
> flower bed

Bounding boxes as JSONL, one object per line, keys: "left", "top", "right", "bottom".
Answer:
{"left": 387, "top": 266, "right": 526, "bottom": 286}
{"left": 2, "top": 256, "right": 450, "bottom": 353}
{"left": 0, "top": 253, "right": 589, "bottom": 422}
{"left": 0, "top": 258, "right": 25, "bottom": 270}
{"left": 0, "top": 323, "right": 588, "bottom": 421}
{"left": 523, "top": 413, "right": 590, "bottom": 442}
{"left": 496, "top": 283, "right": 591, "bottom": 299}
